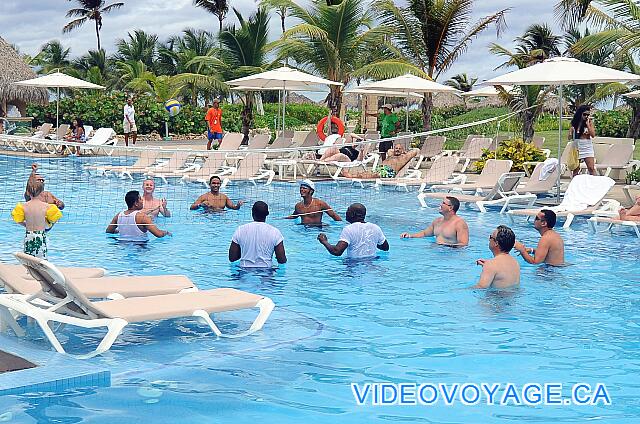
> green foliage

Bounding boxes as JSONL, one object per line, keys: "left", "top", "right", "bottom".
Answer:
{"left": 625, "top": 164, "right": 640, "bottom": 184}
{"left": 594, "top": 109, "right": 632, "bottom": 138}
{"left": 473, "top": 139, "right": 546, "bottom": 172}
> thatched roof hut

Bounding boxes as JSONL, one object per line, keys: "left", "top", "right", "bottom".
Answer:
{"left": 0, "top": 36, "right": 48, "bottom": 116}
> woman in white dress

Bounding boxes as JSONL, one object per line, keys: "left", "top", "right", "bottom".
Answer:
{"left": 568, "top": 104, "right": 596, "bottom": 176}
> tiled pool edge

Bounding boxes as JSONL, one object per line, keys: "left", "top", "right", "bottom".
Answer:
{"left": 0, "top": 334, "right": 110, "bottom": 395}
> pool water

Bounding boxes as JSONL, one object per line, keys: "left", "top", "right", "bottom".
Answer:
{"left": 0, "top": 155, "right": 638, "bottom": 423}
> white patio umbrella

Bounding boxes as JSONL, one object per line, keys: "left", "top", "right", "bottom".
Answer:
{"left": 483, "top": 57, "right": 640, "bottom": 200}
{"left": 356, "top": 74, "right": 459, "bottom": 130}
{"left": 13, "top": 72, "right": 105, "bottom": 132}
{"left": 226, "top": 67, "right": 342, "bottom": 131}
{"left": 460, "top": 85, "right": 514, "bottom": 98}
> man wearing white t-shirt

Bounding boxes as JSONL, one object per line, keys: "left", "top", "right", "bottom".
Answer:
{"left": 123, "top": 98, "right": 137, "bottom": 146}
{"left": 229, "top": 201, "right": 287, "bottom": 268}
{"left": 317, "top": 203, "right": 389, "bottom": 258}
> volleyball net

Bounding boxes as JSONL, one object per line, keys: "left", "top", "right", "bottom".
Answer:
{"left": 0, "top": 108, "right": 528, "bottom": 228}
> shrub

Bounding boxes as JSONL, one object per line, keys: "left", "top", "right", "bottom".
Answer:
{"left": 594, "top": 109, "right": 631, "bottom": 138}
{"left": 625, "top": 164, "right": 640, "bottom": 184}
{"left": 473, "top": 138, "right": 546, "bottom": 172}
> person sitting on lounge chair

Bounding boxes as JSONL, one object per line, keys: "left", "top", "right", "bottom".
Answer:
{"left": 400, "top": 196, "right": 469, "bottom": 247}
{"left": 472, "top": 225, "right": 520, "bottom": 289}
{"left": 190, "top": 175, "right": 244, "bottom": 211}
{"left": 619, "top": 195, "right": 640, "bottom": 221}
{"left": 141, "top": 178, "right": 170, "bottom": 220}
{"left": 513, "top": 209, "right": 565, "bottom": 266}
{"left": 106, "top": 190, "right": 171, "bottom": 241}
{"left": 341, "top": 144, "right": 418, "bottom": 179}
{"left": 286, "top": 179, "right": 342, "bottom": 225}
{"left": 24, "top": 163, "right": 64, "bottom": 210}
{"left": 317, "top": 203, "right": 389, "bottom": 259}
{"left": 229, "top": 201, "right": 287, "bottom": 268}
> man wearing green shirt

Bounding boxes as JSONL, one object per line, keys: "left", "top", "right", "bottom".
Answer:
{"left": 378, "top": 104, "right": 401, "bottom": 160}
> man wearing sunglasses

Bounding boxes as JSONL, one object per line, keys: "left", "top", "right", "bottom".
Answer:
{"left": 400, "top": 196, "right": 469, "bottom": 246}
{"left": 24, "top": 163, "right": 65, "bottom": 210}
{"left": 473, "top": 225, "right": 520, "bottom": 289}
{"left": 513, "top": 209, "right": 564, "bottom": 266}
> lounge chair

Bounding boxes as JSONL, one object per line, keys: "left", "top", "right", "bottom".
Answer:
{"left": 246, "top": 134, "right": 271, "bottom": 150}
{"left": 87, "top": 149, "right": 161, "bottom": 177}
{"left": 220, "top": 153, "right": 275, "bottom": 188}
{"left": 0, "top": 262, "right": 196, "bottom": 299}
{"left": 179, "top": 152, "right": 228, "bottom": 186}
{"left": 593, "top": 144, "right": 637, "bottom": 177}
{"left": 218, "top": 132, "right": 244, "bottom": 152}
{"left": 623, "top": 183, "right": 640, "bottom": 205}
{"left": 375, "top": 155, "right": 459, "bottom": 191}
{"left": 142, "top": 150, "right": 196, "bottom": 182}
{"left": 418, "top": 172, "right": 527, "bottom": 212}
{"left": 456, "top": 137, "right": 493, "bottom": 172}
{"left": 445, "top": 134, "right": 483, "bottom": 156}
{"left": 413, "top": 136, "right": 447, "bottom": 169}
{"left": 0, "top": 253, "right": 275, "bottom": 358}
{"left": 507, "top": 174, "right": 618, "bottom": 228}
{"left": 79, "top": 128, "right": 118, "bottom": 156}
{"left": 588, "top": 216, "right": 640, "bottom": 238}
{"left": 430, "top": 159, "right": 513, "bottom": 193}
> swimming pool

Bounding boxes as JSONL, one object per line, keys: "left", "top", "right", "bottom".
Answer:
{"left": 0, "top": 155, "right": 638, "bottom": 423}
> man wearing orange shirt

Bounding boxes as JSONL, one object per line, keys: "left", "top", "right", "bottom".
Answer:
{"left": 205, "top": 99, "right": 223, "bottom": 150}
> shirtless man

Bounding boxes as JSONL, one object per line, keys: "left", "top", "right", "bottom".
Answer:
{"left": 513, "top": 209, "right": 565, "bottom": 266}
{"left": 472, "top": 225, "right": 520, "bottom": 289}
{"left": 341, "top": 144, "right": 418, "bottom": 179}
{"left": 286, "top": 179, "right": 342, "bottom": 225}
{"left": 400, "top": 196, "right": 469, "bottom": 246}
{"left": 106, "top": 190, "right": 170, "bottom": 241}
{"left": 619, "top": 195, "right": 640, "bottom": 221}
{"left": 25, "top": 163, "right": 64, "bottom": 210}
{"left": 190, "top": 175, "right": 245, "bottom": 211}
{"left": 141, "top": 178, "right": 171, "bottom": 220}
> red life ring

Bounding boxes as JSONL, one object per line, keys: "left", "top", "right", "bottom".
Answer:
{"left": 316, "top": 116, "right": 345, "bottom": 141}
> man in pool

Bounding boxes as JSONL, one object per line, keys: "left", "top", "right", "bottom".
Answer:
{"left": 286, "top": 179, "right": 342, "bottom": 225}
{"left": 229, "top": 201, "right": 287, "bottom": 268}
{"left": 106, "top": 190, "right": 170, "bottom": 241}
{"left": 141, "top": 178, "right": 170, "bottom": 220}
{"left": 340, "top": 143, "right": 419, "bottom": 179}
{"left": 317, "top": 203, "right": 389, "bottom": 258}
{"left": 400, "top": 196, "right": 469, "bottom": 246}
{"left": 190, "top": 175, "right": 245, "bottom": 211}
{"left": 513, "top": 209, "right": 565, "bottom": 266}
{"left": 25, "top": 163, "right": 64, "bottom": 210}
{"left": 472, "top": 225, "right": 520, "bottom": 289}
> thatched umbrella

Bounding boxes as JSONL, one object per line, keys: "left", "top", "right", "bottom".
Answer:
{"left": 0, "top": 36, "right": 48, "bottom": 117}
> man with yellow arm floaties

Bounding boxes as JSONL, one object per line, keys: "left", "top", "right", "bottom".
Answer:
{"left": 12, "top": 179, "right": 62, "bottom": 259}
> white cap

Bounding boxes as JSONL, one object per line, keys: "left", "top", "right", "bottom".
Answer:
{"left": 382, "top": 104, "right": 393, "bottom": 110}
{"left": 300, "top": 179, "right": 315, "bottom": 191}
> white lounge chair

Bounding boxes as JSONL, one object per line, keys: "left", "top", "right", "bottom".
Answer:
{"left": 79, "top": 128, "right": 117, "bottom": 156}
{"left": 507, "top": 174, "right": 618, "bottom": 228}
{"left": 142, "top": 150, "right": 196, "bottom": 182}
{"left": 0, "top": 253, "right": 275, "bottom": 358}
{"left": 456, "top": 137, "right": 493, "bottom": 172}
{"left": 375, "top": 155, "right": 459, "bottom": 191}
{"left": 593, "top": 144, "right": 637, "bottom": 177}
{"left": 419, "top": 172, "right": 527, "bottom": 212}
{"left": 413, "top": 135, "right": 447, "bottom": 169}
{"left": 179, "top": 152, "right": 229, "bottom": 186}
{"left": 588, "top": 216, "right": 640, "bottom": 238}
{"left": 430, "top": 159, "right": 513, "bottom": 193}
{"left": 86, "top": 149, "right": 161, "bottom": 177}
{"left": 220, "top": 153, "right": 275, "bottom": 188}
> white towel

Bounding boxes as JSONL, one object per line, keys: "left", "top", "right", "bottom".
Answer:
{"left": 553, "top": 174, "right": 615, "bottom": 212}
{"left": 318, "top": 134, "right": 342, "bottom": 155}
{"left": 539, "top": 158, "right": 558, "bottom": 181}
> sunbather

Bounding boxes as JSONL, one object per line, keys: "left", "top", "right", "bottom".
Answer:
{"left": 400, "top": 196, "right": 469, "bottom": 247}
{"left": 190, "top": 175, "right": 244, "bottom": 211}
{"left": 513, "top": 209, "right": 565, "bottom": 266}
{"left": 341, "top": 144, "right": 418, "bottom": 179}
{"left": 472, "top": 225, "right": 520, "bottom": 289}
{"left": 141, "top": 178, "right": 170, "bottom": 220}
{"left": 24, "top": 163, "right": 64, "bottom": 210}
{"left": 619, "top": 195, "right": 640, "bottom": 221}
{"left": 106, "top": 190, "right": 171, "bottom": 241}
{"left": 12, "top": 179, "right": 62, "bottom": 258}
{"left": 286, "top": 179, "right": 342, "bottom": 225}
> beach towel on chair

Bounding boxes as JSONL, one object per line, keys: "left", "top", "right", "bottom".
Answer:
{"left": 554, "top": 174, "right": 614, "bottom": 212}
{"left": 539, "top": 158, "right": 558, "bottom": 181}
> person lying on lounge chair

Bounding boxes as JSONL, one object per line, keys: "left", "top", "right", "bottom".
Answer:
{"left": 341, "top": 144, "right": 418, "bottom": 179}
{"left": 513, "top": 209, "right": 565, "bottom": 266}
{"left": 619, "top": 195, "right": 640, "bottom": 221}
{"left": 400, "top": 196, "right": 469, "bottom": 247}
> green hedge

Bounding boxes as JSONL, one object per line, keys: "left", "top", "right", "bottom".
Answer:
{"left": 594, "top": 109, "right": 631, "bottom": 138}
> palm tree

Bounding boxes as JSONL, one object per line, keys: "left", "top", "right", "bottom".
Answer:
{"left": 193, "top": 0, "right": 229, "bottom": 34}
{"left": 490, "top": 24, "right": 563, "bottom": 140}
{"left": 114, "top": 30, "right": 159, "bottom": 70}
{"left": 445, "top": 73, "right": 477, "bottom": 92}
{"left": 277, "top": 0, "right": 421, "bottom": 116}
{"left": 73, "top": 48, "right": 112, "bottom": 86}
{"left": 63, "top": 0, "right": 125, "bottom": 51}
{"left": 33, "top": 41, "right": 72, "bottom": 74}
{"left": 375, "top": 0, "right": 509, "bottom": 130}
{"left": 260, "top": 0, "right": 289, "bottom": 33}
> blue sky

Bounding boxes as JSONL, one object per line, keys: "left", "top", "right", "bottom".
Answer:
{"left": 0, "top": 0, "right": 560, "bottom": 85}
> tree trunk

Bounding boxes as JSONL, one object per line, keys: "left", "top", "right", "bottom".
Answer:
{"left": 627, "top": 102, "right": 640, "bottom": 140}
{"left": 241, "top": 94, "right": 254, "bottom": 144}
{"left": 522, "top": 109, "right": 535, "bottom": 141}
{"left": 327, "top": 86, "right": 342, "bottom": 117}
{"left": 95, "top": 20, "right": 101, "bottom": 51}
{"left": 219, "top": 16, "right": 223, "bottom": 33}
{"left": 281, "top": 14, "right": 286, "bottom": 33}
{"left": 421, "top": 93, "right": 433, "bottom": 131}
